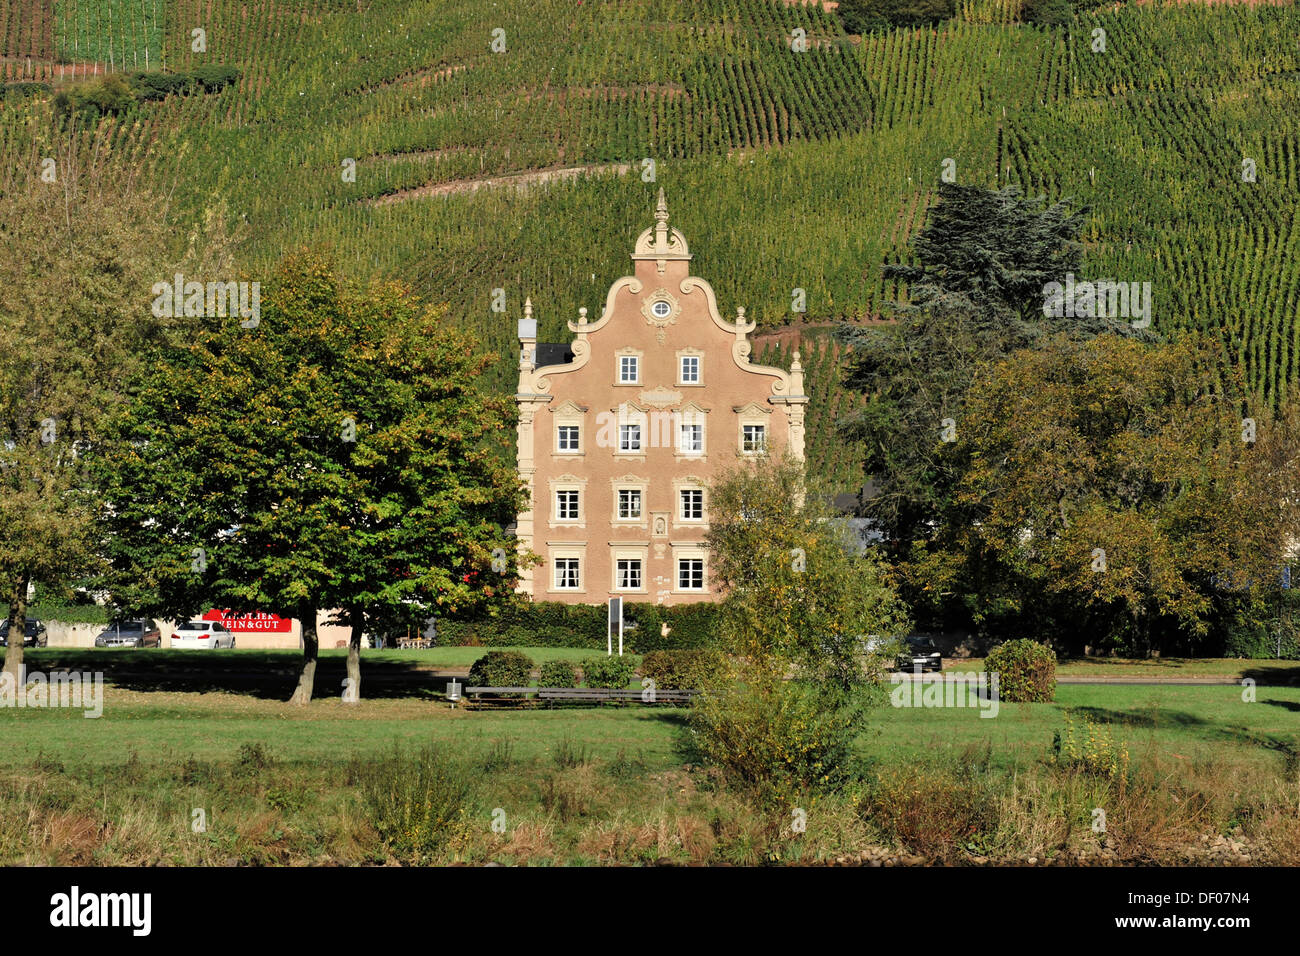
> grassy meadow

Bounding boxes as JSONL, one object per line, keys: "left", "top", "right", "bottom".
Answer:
{"left": 3, "top": 649, "right": 1298, "bottom": 865}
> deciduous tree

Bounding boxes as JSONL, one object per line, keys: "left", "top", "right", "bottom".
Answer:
{"left": 96, "top": 252, "right": 523, "bottom": 703}
{"left": 946, "top": 333, "right": 1300, "bottom": 652}
{"left": 0, "top": 140, "right": 172, "bottom": 680}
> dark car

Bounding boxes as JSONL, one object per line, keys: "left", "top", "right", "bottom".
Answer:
{"left": 0, "top": 618, "right": 47, "bottom": 648}
{"left": 897, "top": 636, "right": 942, "bottom": 673}
{"left": 94, "top": 619, "right": 162, "bottom": 648}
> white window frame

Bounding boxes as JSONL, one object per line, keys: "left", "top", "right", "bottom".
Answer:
{"left": 619, "top": 423, "right": 642, "bottom": 452}
{"left": 555, "top": 489, "right": 580, "bottom": 522}
{"left": 679, "top": 488, "right": 704, "bottom": 521}
{"left": 616, "top": 558, "right": 643, "bottom": 591}
{"left": 547, "top": 542, "right": 588, "bottom": 595}
{"left": 676, "top": 348, "right": 704, "bottom": 387}
{"left": 678, "top": 422, "right": 704, "bottom": 456}
{"left": 554, "top": 557, "right": 581, "bottom": 591}
{"left": 610, "top": 544, "right": 650, "bottom": 594}
{"left": 552, "top": 401, "right": 587, "bottom": 456}
{"left": 547, "top": 475, "right": 587, "bottom": 529}
{"left": 556, "top": 423, "right": 581, "bottom": 453}
{"left": 617, "top": 488, "right": 643, "bottom": 520}
{"left": 676, "top": 557, "right": 706, "bottom": 591}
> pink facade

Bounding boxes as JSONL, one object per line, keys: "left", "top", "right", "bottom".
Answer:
{"left": 514, "top": 191, "right": 809, "bottom": 605}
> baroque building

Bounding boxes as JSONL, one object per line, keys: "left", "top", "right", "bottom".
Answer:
{"left": 514, "top": 190, "right": 809, "bottom": 605}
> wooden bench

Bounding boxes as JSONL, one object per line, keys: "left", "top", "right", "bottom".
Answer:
{"left": 463, "top": 686, "right": 698, "bottom": 708}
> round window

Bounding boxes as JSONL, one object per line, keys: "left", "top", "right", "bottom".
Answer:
{"left": 650, "top": 300, "right": 672, "bottom": 318}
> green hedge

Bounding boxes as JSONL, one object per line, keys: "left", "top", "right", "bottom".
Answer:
{"left": 28, "top": 602, "right": 111, "bottom": 625}
{"left": 579, "top": 655, "right": 638, "bottom": 689}
{"left": 438, "top": 601, "right": 719, "bottom": 652}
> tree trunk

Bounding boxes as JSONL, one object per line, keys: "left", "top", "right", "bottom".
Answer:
{"left": 344, "top": 605, "right": 363, "bottom": 703}
{"left": 289, "top": 609, "right": 318, "bottom": 705}
{"left": 2, "top": 573, "right": 31, "bottom": 682}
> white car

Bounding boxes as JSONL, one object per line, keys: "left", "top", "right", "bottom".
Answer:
{"left": 170, "top": 620, "right": 236, "bottom": 649}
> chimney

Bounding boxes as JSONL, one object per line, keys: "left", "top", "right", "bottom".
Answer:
{"left": 518, "top": 297, "right": 536, "bottom": 370}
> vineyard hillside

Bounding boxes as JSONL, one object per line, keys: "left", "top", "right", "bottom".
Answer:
{"left": 2, "top": 0, "right": 1297, "bottom": 487}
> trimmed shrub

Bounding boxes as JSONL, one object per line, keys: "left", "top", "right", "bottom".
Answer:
{"left": 984, "top": 638, "right": 1056, "bottom": 703}
{"left": 538, "top": 659, "right": 578, "bottom": 688}
{"left": 580, "top": 654, "right": 637, "bottom": 688}
{"left": 467, "top": 650, "right": 534, "bottom": 688}
{"left": 639, "top": 648, "right": 726, "bottom": 690}
{"left": 28, "top": 601, "right": 110, "bottom": 625}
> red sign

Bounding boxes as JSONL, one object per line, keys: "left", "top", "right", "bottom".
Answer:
{"left": 202, "top": 610, "right": 293, "bottom": 633}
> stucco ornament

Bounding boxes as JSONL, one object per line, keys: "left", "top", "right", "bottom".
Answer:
{"left": 641, "top": 288, "right": 680, "bottom": 344}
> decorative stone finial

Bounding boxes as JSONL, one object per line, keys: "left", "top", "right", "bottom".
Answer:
{"left": 523, "top": 297, "right": 533, "bottom": 320}
{"left": 578, "top": 306, "right": 588, "bottom": 325}
{"left": 632, "top": 190, "right": 691, "bottom": 273}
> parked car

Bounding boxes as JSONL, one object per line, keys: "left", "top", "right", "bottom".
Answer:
{"left": 897, "top": 636, "right": 942, "bottom": 672}
{"left": 170, "top": 620, "right": 236, "bottom": 649}
{"left": 94, "top": 619, "right": 161, "bottom": 648}
{"left": 0, "top": 617, "right": 46, "bottom": 648}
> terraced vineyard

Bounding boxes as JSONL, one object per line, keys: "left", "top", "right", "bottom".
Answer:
{"left": 2, "top": 0, "right": 1298, "bottom": 487}
{"left": 54, "top": 0, "right": 163, "bottom": 71}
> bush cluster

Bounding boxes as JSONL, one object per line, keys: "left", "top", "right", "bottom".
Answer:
{"left": 0, "top": 82, "right": 52, "bottom": 102}
{"left": 53, "top": 66, "right": 241, "bottom": 121}
{"left": 983, "top": 638, "right": 1056, "bottom": 702}
{"left": 1052, "top": 712, "right": 1130, "bottom": 779}
{"left": 688, "top": 681, "right": 864, "bottom": 806}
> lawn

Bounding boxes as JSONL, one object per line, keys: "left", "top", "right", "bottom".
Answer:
{"left": 3, "top": 672, "right": 1296, "bottom": 779}
{"left": 946, "top": 657, "right": 1300, "bottom": 682}
{"left": 4, "top": 665, "right": 1298, "bottom": 866}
